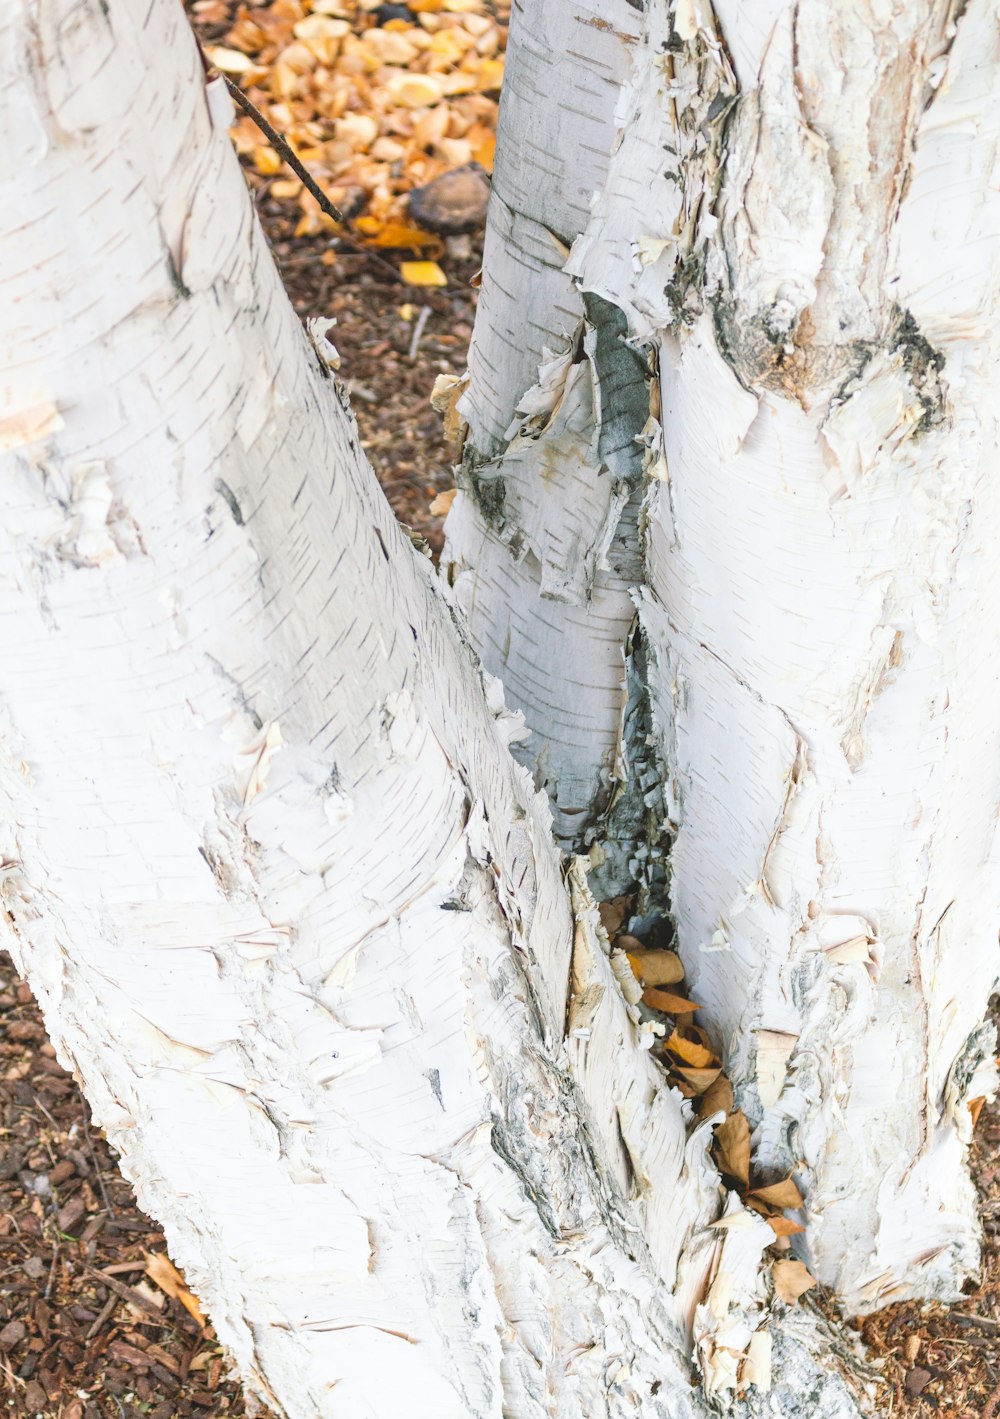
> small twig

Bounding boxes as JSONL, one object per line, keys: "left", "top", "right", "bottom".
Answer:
{"left": 87, "top": 1268, "right": 169, "bottom": 1326}
{"left": 43, "top": 1239, "right": 58, "bottom": 1301}
{"left": 77, "top": 1085, "right": 116, "bottom": 1219}
{"left": 85, "top": 1291, "right": 118, "bottom": 1342}
{"left": 407, "top": 304, "right": 432, "bottom": 363}
{"left": 221, "top": 75, "right": 346, "bottom": 227}
{"left": 220, "top": 75, "right": 406, "bottom": 285}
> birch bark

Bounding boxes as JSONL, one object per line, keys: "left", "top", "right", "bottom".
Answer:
{"left": 450, "top": 0, "right": 1000, "bottom": 1313}
{"left": 0, "top": 1, "right": 869, "bottom": 1415}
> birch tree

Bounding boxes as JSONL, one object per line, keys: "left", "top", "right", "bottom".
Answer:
{"left": 0, "top": 0, "right": 995, "bottom": 1417}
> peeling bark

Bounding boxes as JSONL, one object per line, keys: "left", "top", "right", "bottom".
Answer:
{"left": 0, "top": 0, "right": 873, "bottom": 1415}
{"left": 451, "top": 0, "right": 1000, "bottom": 1316}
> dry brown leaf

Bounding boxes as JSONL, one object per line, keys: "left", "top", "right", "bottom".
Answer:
{"left": 625, "top": 947, "right": 684, "bottom": 987}
{"left": 674, "top": 1066, "right": 721, "bottom": 1095}
{"left": 598, "top": 896, "right": 631, "bottom": 939}
{"left": 969, "top": 1095, "right": 986, "bottom": 1130}
{"left": 698, "top": 1072, "right": 734, "bottom": 1119}
{"left": 144, "top": 1251, "right": 206, "bottom": 1326}
{"left": 643, "top": 986, "right": 699, "bottom": 1014}
{"left": 745, "top": 1175, "right": 804, "bottom": 1211}
{"left": 771, "top": 1258, "right": 816, "bottom": 1305}
{"left": 713, "top": 1110, "right": 751, "bottom": 1188}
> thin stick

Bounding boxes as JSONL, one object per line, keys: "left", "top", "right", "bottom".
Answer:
{"left": 221, "top": 76, "right": 346, "bottom": 228}
{"left": 77, "top": 1085, "right": 116, "bottom": 1219}
{"left": 220, "top": 75, "right": 406, "bottom": 285}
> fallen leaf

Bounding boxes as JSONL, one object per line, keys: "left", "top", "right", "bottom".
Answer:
{"left": 905, "top": 1367, "right": 932, "bottom": 1397}
{"left": 713, "top": 1110, "right": 751, "bottom": 1187}
{"left": 765, "top": 1215, "right": 806, "bottom": 1237}
{"left": 145, "top": 1252, "right": 206, "bottom": 1326}
{"left": 665, "top": 1029, "right": 716, "bottom": 1069}
{"left": 674, "top": 1066, "right": 721, "bottom": 1095}
{"left": 598, "top": 896, "right": 631, "bottom": 938}
{"left": 626, "top": 948, "right": 684, "bottom": 987}
{"left": 745, "top": 1175, "right": 804, "bottom": 1211}
{"left": 698, "top": 1073, "right": 734, "bottom": 1120}
{"left": 401, "top": 260, "right": 448, "bottom": 287}
{"left": 969, "top": 1095, "right": 986, "bottom": 1130}
{"left": 429, "top": 489, "right": 457, "bottom": 517}
{"left": 771, "top": 1258, "right": 816, "bottom": 1305}
{"left": 643, "top": 986, "right": 699, "bottom": 1014}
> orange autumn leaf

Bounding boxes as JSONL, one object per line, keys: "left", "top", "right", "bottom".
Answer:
{"left": 766, "top": 1215, "right": 807, "bottom": 1237}
{"left": 664, "top": 1029, "right": 716, "bottom": 1069}
{"left": 145, "top": 1252, "right": 205, "bottom": 1326}
{"left": 643, "top": 986, "right": 699, "bottom": 1014}
{"left": 429, "top": 488, "right": 457, "bottom": 517}
{"left": 968, "top": 1095, "right": 986, "bottom": 1130}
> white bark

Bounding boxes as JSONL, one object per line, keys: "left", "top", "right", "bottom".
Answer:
{"left": 0, "top": 1, "right": 871, "bottom": 1415}
{"left": 641, "top": 0, "right": 1000, "bottom": 1311}
{"left": 450, "top": 0, "right": 1000, "bottom": 1315}
{"left": 444, "top": 1, "right": 651, "bottom": 874}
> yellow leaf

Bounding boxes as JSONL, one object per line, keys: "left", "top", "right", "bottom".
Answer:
{"left": 772, "top": 1258, "right": 817, "bottom": 1305}
{"left": 475, "top": 57, "right": 505, "bottom": 91}
{"left": 402, "top": 260, "right": 448, "bottom": 287}
{"left": 471, "top": 131, "right": 496, "bottom": 172}
{"left": 364, "top": 223, "right": 442, "bottom": 252}
{"left": 206, "top": 47, "right": 256, "bottom": 74}
{"left": 253, "top": 146, "right": 283, "bottom": 176}
{"left": 386, "top": 73, "right": 446, "bottom": 108}
{"left": 145, "top": 1252, "right": 205, "bottom": 1326}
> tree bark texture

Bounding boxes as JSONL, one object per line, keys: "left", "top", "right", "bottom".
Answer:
{"left": 449, "top": 0, "right": 1000, "bottom": 1313}
{"left": 0, "top": 1, "right": 874, "bottom": 1415}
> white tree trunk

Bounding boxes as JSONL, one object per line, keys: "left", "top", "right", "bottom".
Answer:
{"left": 0, "top": 1, "right": 873, "bottom": 1415}
{"left": 449, "top": 0, "right": 1000, "bottom": 1315}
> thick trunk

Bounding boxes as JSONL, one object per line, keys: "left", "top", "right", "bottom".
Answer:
{"left": 0, "top": 1, "right": 869, "bottom": 1415}
{"left": 450, "top": 0, "right": 1000, "bottom": 1313}
{"left": 642, "top": 0, "right": 1000, "bottom": 1310}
